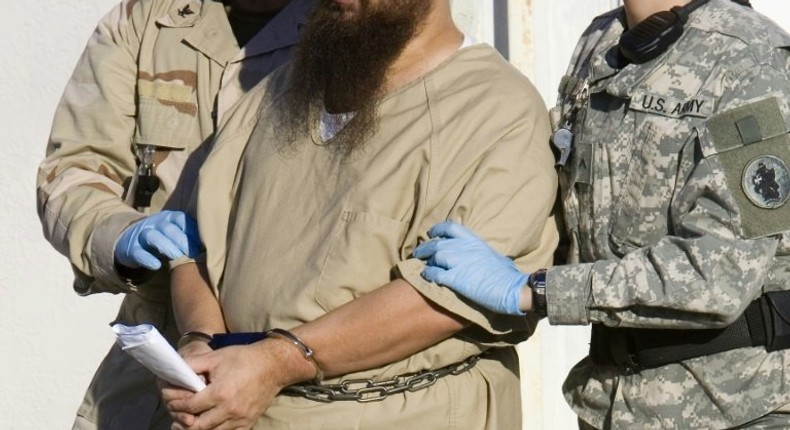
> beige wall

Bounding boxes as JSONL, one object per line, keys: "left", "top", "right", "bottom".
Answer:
{"left": 2, "top": 2, "right": 126, "bottom": 429}
{"left": 3, "top": 1, "right": 790, "bottom": 429}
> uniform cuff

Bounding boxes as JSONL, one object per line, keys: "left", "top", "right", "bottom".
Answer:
{"left": 90, "top": 210, "right": 146, "bottom": 286}
{"left": 546, "top": 263, "right": 593, "bottom": 325}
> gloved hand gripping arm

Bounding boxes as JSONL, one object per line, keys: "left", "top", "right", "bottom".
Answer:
{"left": 413, "top": 221, "right": 531, "bottom": 315}
{"left": 114, "top": 210, "right": 202, "bottom": 271}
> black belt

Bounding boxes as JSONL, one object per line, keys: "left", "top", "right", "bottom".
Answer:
{"left": 590, "top": 291, "right": 790, "bottom": 370}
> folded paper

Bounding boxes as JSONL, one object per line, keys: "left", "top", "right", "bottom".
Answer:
{"left": 112, "top": 323, "right": 206, "bottom": 392}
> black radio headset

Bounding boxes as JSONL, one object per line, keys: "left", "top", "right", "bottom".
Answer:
{"left": 618, "top": 0, "right": 752, "bottom": 64}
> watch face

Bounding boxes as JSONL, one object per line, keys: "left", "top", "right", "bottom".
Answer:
{"left": 529, "top": 269, "right": 548, "bottom": 317}
{"left": 530, "top": 269, "right": 547, "bottom": 287}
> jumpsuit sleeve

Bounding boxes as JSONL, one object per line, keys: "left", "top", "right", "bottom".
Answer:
{"left": 398, "top": 75, "right": 560, "bottom": 344}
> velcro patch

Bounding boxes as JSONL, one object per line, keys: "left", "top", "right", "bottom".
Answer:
{"left": 138, "top": 81, "right": 193, "bottom": 103}
{"left": 707, "top": 97, "right": 787, "bottom": 152}
{"left": 629, "top": 90, "right": 714, "bottom": 119}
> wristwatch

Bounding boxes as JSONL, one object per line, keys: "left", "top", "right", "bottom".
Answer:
{"left": 528, "top": 269, "right": 547, "bottom": 318}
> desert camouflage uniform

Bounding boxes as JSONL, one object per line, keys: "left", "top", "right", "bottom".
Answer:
{"left": 545, "top": 1, "right": 790, "bottom": 428}
{"left": 36, "top": 0, "right": 312, "bottom": 428}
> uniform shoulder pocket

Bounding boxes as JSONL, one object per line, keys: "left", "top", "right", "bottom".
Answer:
{"left": 704, "top": 97, "right": 790, "bottom": 238}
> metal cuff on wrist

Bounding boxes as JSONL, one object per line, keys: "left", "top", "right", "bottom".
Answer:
{"left": 265, "top": 328, "right": 324, "bottom": 383}
{"left": 177, "top": 330, "right": 212, "bottom": 349}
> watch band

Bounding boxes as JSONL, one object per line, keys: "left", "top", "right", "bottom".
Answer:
{"left": 529, "top": 269, "right": 547, "bottom": 318}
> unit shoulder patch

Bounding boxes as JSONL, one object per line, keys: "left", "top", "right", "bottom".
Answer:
{"left": 716, "top": 134, "right": 790, "bottom": 238}
{"left": 742, "top": 154, "right": 790, "bottom": 209}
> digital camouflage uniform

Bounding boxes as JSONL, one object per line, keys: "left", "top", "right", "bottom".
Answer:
{"left": 36, "top": 0, "right": 312, "bottom": 428}
{"left": 546, "top": 1, "right": 790, "bottom": 428}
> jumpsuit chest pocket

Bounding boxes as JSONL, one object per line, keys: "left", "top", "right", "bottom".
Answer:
{"left": 609, "top": 119, "right": 687, "bottom": 253}
{"left": 314, "top": 210, "right": 410, "bottom": 311}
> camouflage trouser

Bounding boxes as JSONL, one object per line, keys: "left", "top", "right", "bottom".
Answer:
{"left": 577, "top": 409, "right": 790, "bottom": 430}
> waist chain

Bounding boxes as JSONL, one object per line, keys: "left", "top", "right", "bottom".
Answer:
{"left": 283, "top": 354, "right": 480, "bottom": 403}
{"left": 590, "top": 291, "right": 790, "bottom": 371}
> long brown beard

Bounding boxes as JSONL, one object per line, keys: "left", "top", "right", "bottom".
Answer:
{"left": 275, "top": 0, "right": 432, "bottom": 156}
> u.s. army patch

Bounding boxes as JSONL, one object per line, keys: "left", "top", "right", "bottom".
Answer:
{"left": 742, "top": 155, "right": 790, "bottom": 209}
{"left": 629, "top": 90, "right": 714, "bottom": 119}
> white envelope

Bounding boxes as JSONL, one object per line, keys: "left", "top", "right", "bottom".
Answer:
{"left": 112, "top": 323, "right": 206, "bottom": 392}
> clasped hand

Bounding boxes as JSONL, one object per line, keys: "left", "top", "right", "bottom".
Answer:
{"left": 413, "top": 221, "right": 529, "bottom": 315}
{"left": 114, "top": 210, "right": 202, "bottom": 270}
{"left": 162, "top": 342, "right": 284, "bottom": 430}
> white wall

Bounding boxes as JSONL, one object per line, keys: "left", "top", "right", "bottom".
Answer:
{"left": 3, "top": 1, "right": 790, "bottom": 429}
{"left": 1, "top": 1, "right": 124, "bottom": 429}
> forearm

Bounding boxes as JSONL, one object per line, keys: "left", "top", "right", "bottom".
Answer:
{"left": 171, "top": 262, "right": 226, "bottom": 335}
{"left": 547, "top": 234, "right": 778, "bottom": 328}
{"left": 291, "top": 279, "right": 469, "bottom": 378}
{"left": 38, "top": 1, "right": 144, "bottom": 291}
{"left": 37, "top": 181, "right": 144, "bottom": 292}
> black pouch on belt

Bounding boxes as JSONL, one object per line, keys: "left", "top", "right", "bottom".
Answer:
{"left": 763, "top": 291, "right": 790, "bottom": 352}
{"left": 590, "top": 290, "right": 790, "bottom": 370}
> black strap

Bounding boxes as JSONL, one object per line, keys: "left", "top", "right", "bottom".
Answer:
{"left": 591, "top": 297, "right": 769, "bottom": 370}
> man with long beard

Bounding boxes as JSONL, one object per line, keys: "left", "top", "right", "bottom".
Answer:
{"left": 162, "top": 0, "right": 558, "bottom": 428}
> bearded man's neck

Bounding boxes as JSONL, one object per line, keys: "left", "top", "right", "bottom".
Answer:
{"left": 383, "top": 0, "right": 463, "bottom": 94}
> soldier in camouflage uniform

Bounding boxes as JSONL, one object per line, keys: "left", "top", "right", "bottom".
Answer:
{"left": 36, "top": 0, "right": 313, "bottom": 428}
{"left": 414, "top": 0, "right": 790, "bottom": 428}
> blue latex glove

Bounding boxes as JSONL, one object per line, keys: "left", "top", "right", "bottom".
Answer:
{"left": 413, "top": 221, "right": 528, "bottom": 315}
{"left": 114, "top": 210, "right": 202, "bottom": 271}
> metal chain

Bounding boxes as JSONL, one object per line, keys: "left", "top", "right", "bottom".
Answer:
{"left": 283, "top": 355, "right": 480, "bottom": 403}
